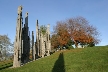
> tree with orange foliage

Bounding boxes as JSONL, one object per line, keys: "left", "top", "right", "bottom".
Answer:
{"left": 67, "top": 16, "right": 100, "bottom": 48}
{"left": 52, "top": 21, "right": 70, "bottom": 49}
{"left": 51, "top": 34, "right": 58, "bottom": 49}
{"left": 51, "top": 16, "right": 100, "bottom": 49}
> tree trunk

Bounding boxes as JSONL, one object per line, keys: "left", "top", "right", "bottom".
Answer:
{"left": 74, "top": 41, "right": 78, "bottom": 48}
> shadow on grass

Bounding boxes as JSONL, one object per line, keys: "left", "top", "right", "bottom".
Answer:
{"left": 52, "top": 52, "right": 65, "bottom": 72}
{"left": 0, "top": 63, "right": 13, "bottom": 70}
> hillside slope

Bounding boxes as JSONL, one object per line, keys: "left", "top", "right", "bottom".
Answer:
{"left": 1, "top": 46, "right": 108, "bottom": 72}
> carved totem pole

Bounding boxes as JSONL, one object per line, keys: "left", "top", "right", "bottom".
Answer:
{"left": 13, "top": 6, "right": 23, "bottom": 67}
{"left": 13, "top": 6, "right": 51, "bottom": 67}
{"left": 35, "top": 20, "right": 51, "bottom": 58}
{"left": 13, "top": 6, "right": 30, "bottom": 67}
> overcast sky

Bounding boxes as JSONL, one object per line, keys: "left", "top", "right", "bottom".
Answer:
{"left": 0, "top": 0, "right": 108, "bottom": 46}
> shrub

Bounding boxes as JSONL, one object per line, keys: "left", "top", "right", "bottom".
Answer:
{"left": 67, "top": 45, "right": 74, "bottom": 50}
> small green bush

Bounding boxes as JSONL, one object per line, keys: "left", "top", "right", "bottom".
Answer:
{"left": 67, "top": 45, "right": 74, "bottom": 50}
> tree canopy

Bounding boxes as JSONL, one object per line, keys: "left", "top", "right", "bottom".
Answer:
{"left": 51, "top": 16, "right": 100, "bottom": 49}
{"left": 40, "top": 25, "right": 47, "bottom": 35}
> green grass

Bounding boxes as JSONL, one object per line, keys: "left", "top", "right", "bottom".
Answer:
{"left": 0, "top": 46, "right": 108, "bottom": 72}
{"left": 0, "top": 60, "right": 13, "bottom": 70}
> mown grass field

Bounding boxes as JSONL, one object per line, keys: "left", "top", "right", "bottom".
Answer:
{"left": 0, "top": 46, "right": 108, "bottom": 72}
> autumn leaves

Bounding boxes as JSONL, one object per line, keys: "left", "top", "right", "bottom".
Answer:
{"left": 51, "top": 16, "right": 100, "bottom": 48}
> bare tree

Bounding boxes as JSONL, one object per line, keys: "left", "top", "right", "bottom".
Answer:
{"left": 0, "top": 34, "right": 12, "bottom": 60}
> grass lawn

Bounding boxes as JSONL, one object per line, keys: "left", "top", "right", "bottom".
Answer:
{"left": 0, "top": 60, "right": 13, "bottom": 70}
{"left": 0, "top": 46, "right": 108, "bottom": 72}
